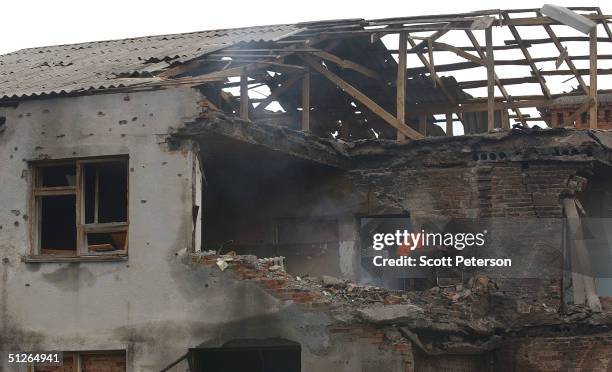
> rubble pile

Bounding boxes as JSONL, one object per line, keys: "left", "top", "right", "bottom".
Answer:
{"left": 193, "top": 252, "right": 612, "bottom": 354}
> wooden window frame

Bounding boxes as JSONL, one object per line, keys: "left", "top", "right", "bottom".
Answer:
{"left": 28, "top": 156, "right": 129, "bottom": 262}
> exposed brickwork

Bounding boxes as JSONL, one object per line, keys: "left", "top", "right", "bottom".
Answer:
{"left": 496, "top": 335, "right": 612, "bottom": 372}
{"left": 550, "top": 105, "right": 612, "bottom": 130}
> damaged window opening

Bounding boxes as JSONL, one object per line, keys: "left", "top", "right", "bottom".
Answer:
{"left": 31, "top": 157, "right": 128, "bottom": 259}
{"left": 557, "top": 112, "right": 564, "bottom": 126}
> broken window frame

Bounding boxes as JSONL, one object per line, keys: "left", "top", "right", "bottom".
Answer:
{"left": 30, "top": 156, "right": 129, "bottom": 260}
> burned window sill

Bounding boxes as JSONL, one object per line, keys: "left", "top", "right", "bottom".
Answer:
{"left": 23, "top": 254, "right": 128, "bottom": 263}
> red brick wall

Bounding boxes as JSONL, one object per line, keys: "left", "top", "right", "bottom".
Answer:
{"left": 495, "top": 335, "right": 612, "bottom": 372}
{"left": 550, "top": 105, "right": 612, "bottom": 129}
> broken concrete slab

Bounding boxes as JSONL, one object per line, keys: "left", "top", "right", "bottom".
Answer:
{"left": 173, "top": 112, "right": 350, "bottom": 169}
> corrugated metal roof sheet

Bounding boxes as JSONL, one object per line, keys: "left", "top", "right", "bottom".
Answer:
{"left": 548, "top": 93, "right": 612, "bottom": 108}
{"left": 0, "top": 24, "right": 301, "bottom": 100}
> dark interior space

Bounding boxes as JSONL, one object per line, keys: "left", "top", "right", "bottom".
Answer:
{"left": 200, "top": 137, "right": 346, "bottom": 277}
{"left": 190, "top": 339, "right": 300, "bottom": 372}
{"left": 39, "top": 164, "right": 76, "bottom": 187}
{"left": 40, "top": 194, "right": 76, "bottom": 253}
{"left": 84, "top": 160, "right": 128, "bottom": 224}
{"left": 87, "top": 231, "right": 127, "bottom": 252}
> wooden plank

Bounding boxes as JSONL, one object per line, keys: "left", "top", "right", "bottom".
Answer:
{"left": 418, "top": 115, "right": 427, "bottom": 135}
{"left": 300, "top": 54, "right": 424, "bottom": 139}
{"left": 252, "top": 75, "right": 302, "bottom": 115}
{"left": 504, "top": 14, "right": 611, "bottom": 26}
{"left": 458, "top": 76, "right": 539, "bottom": 89}
{"left": 431, "top": 42, "right": 485, "bottom": 65}
{"left": 538, "top": 12, "right": 589, "bottom": 94}
{"left": 537, "top": 68, "right": 612, "bottom": 76}
{"left": 465, "top": 29, "right": 526, "bottom": 125}
{"left": 408, "top": 30, "right": 447, "bottom": 52}
{"left": 503, "top": 36, "right": 612, "bottom": 46}
{"left": 240, "top": 72, "right": 249, "bottom": 120}
{"left": 486, "top": 26, "right": 495, "bottom": 131}
{"left": 405, "top": 55, "right": 612, "bottom": 74}
{"left": 397, "top": 32, "right": 407, "bottom": 141}
{"left": 427, "top": 37, "right": 435, "bottom": 86}
{"left": 598, "top": 7, "right": 612, "bottom": 41}
{"left": 445, "top": 113, "right": 453, "bottom": 136}
{"left": 406, "top": 36, "right": 458, "bottom": 106}
{"left": 502, "top": 12, "right": 552, "bottom": 99}
{"left": 406, "top": 98, "right": 554, "bottom": 115}
{"left": 589, "top": 27, "right": 598, "bottom": 129}
{"left": 501, "top": 109, "right": 510, "bottom": 129}
{"left": 302, "top": 71, "right": 310, "bottom": 132}
{"left": 309, "top": 49, "right": 382, "bottom": 80}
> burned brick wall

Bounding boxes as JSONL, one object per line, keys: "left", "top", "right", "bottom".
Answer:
{"left": 495, "top": 334, "right": 612, "bottom": 372}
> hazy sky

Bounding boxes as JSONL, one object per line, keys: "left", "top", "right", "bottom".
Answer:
{"left": 2, "top": 0, "right": 610, "bottom": 131}
{"left": 1, "top": 0, "right": 608, "bottom": 54}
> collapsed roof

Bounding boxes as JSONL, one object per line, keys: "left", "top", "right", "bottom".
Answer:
{"left": 1, "top": 6, "right": 611, "bottom": 140}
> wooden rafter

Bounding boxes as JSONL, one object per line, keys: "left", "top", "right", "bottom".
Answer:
{"left": 302, "top": 71, "right": 310, "bottom": 132}
{"left": 589, "top": 26, "right": 598, "bottom": 129}
{"left": 445, "top": 113, "right": 453, "bottom": 136}
{"left": 537, "top": 11, "right": 589, "bottom": 94}
{"left": 405, "top": 55, "right": 612, "bottom": 74}
{"left": 406, "top": 98, "right": 553, "bottom": 115}
{"left": 408, "top": 30, "right": 448, "bottom": 52}
{"left": 405, "top": 36, "right": 457, "bottom": 106}
{"left": 502, "top": 12, "right": 552, "bottom": 99}
{"left": 464, "top": 30, "right": 526, "bottom": 125}
{"left": 486, "top": 26, "right": 495, "bottom": 131}
{"left": 308, "top": 49, "right": 382, "bottom": 80}
{"left": 397, "top": 32, "right": 407, "bottom": 141}
{"left": 300, "top": 54, "right": 423, "bottom": 139}
{"left": 240, "top": 72, "right": 249, "bottom": 120}
{"left": 252, "top": 74, "right": 302, "bottom": 116}
{"left": 503, "top": 14, "right": 611, "bottom": 26}
{"left": 430, "top": 42, "right": 485, "bottom": 65}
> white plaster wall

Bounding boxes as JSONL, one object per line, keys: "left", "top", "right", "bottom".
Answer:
{"left": 0, "top": 88, "right": 408, "bottom": 371}
{"left": 0, "top": 88, "right": 289, "bottom": 370}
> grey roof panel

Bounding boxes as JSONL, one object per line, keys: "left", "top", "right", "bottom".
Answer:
{"left": 0, "top": 24, "right": 301, "bottom": 99}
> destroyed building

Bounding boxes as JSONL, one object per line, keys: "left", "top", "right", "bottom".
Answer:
{"left": 1, "top": 6, "right": 612, "bottom": 372}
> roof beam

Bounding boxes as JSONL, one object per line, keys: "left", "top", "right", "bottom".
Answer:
{"left": 502, "top": 11, "right": 552, "bottom": 99}
{"left": 539, "top": 11, "right": 588, "bottom": 93}
{"left": 307, "top": 49, "right": 382, "bottom": 80}
{"left": 465, "top": 29, "right": 526, "bottom": 125}
{"left": 252, "top": 74, "right": 302, "bottom": 116}
{"left": 299, "top": 54, "right": 423, "bottom": 139}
